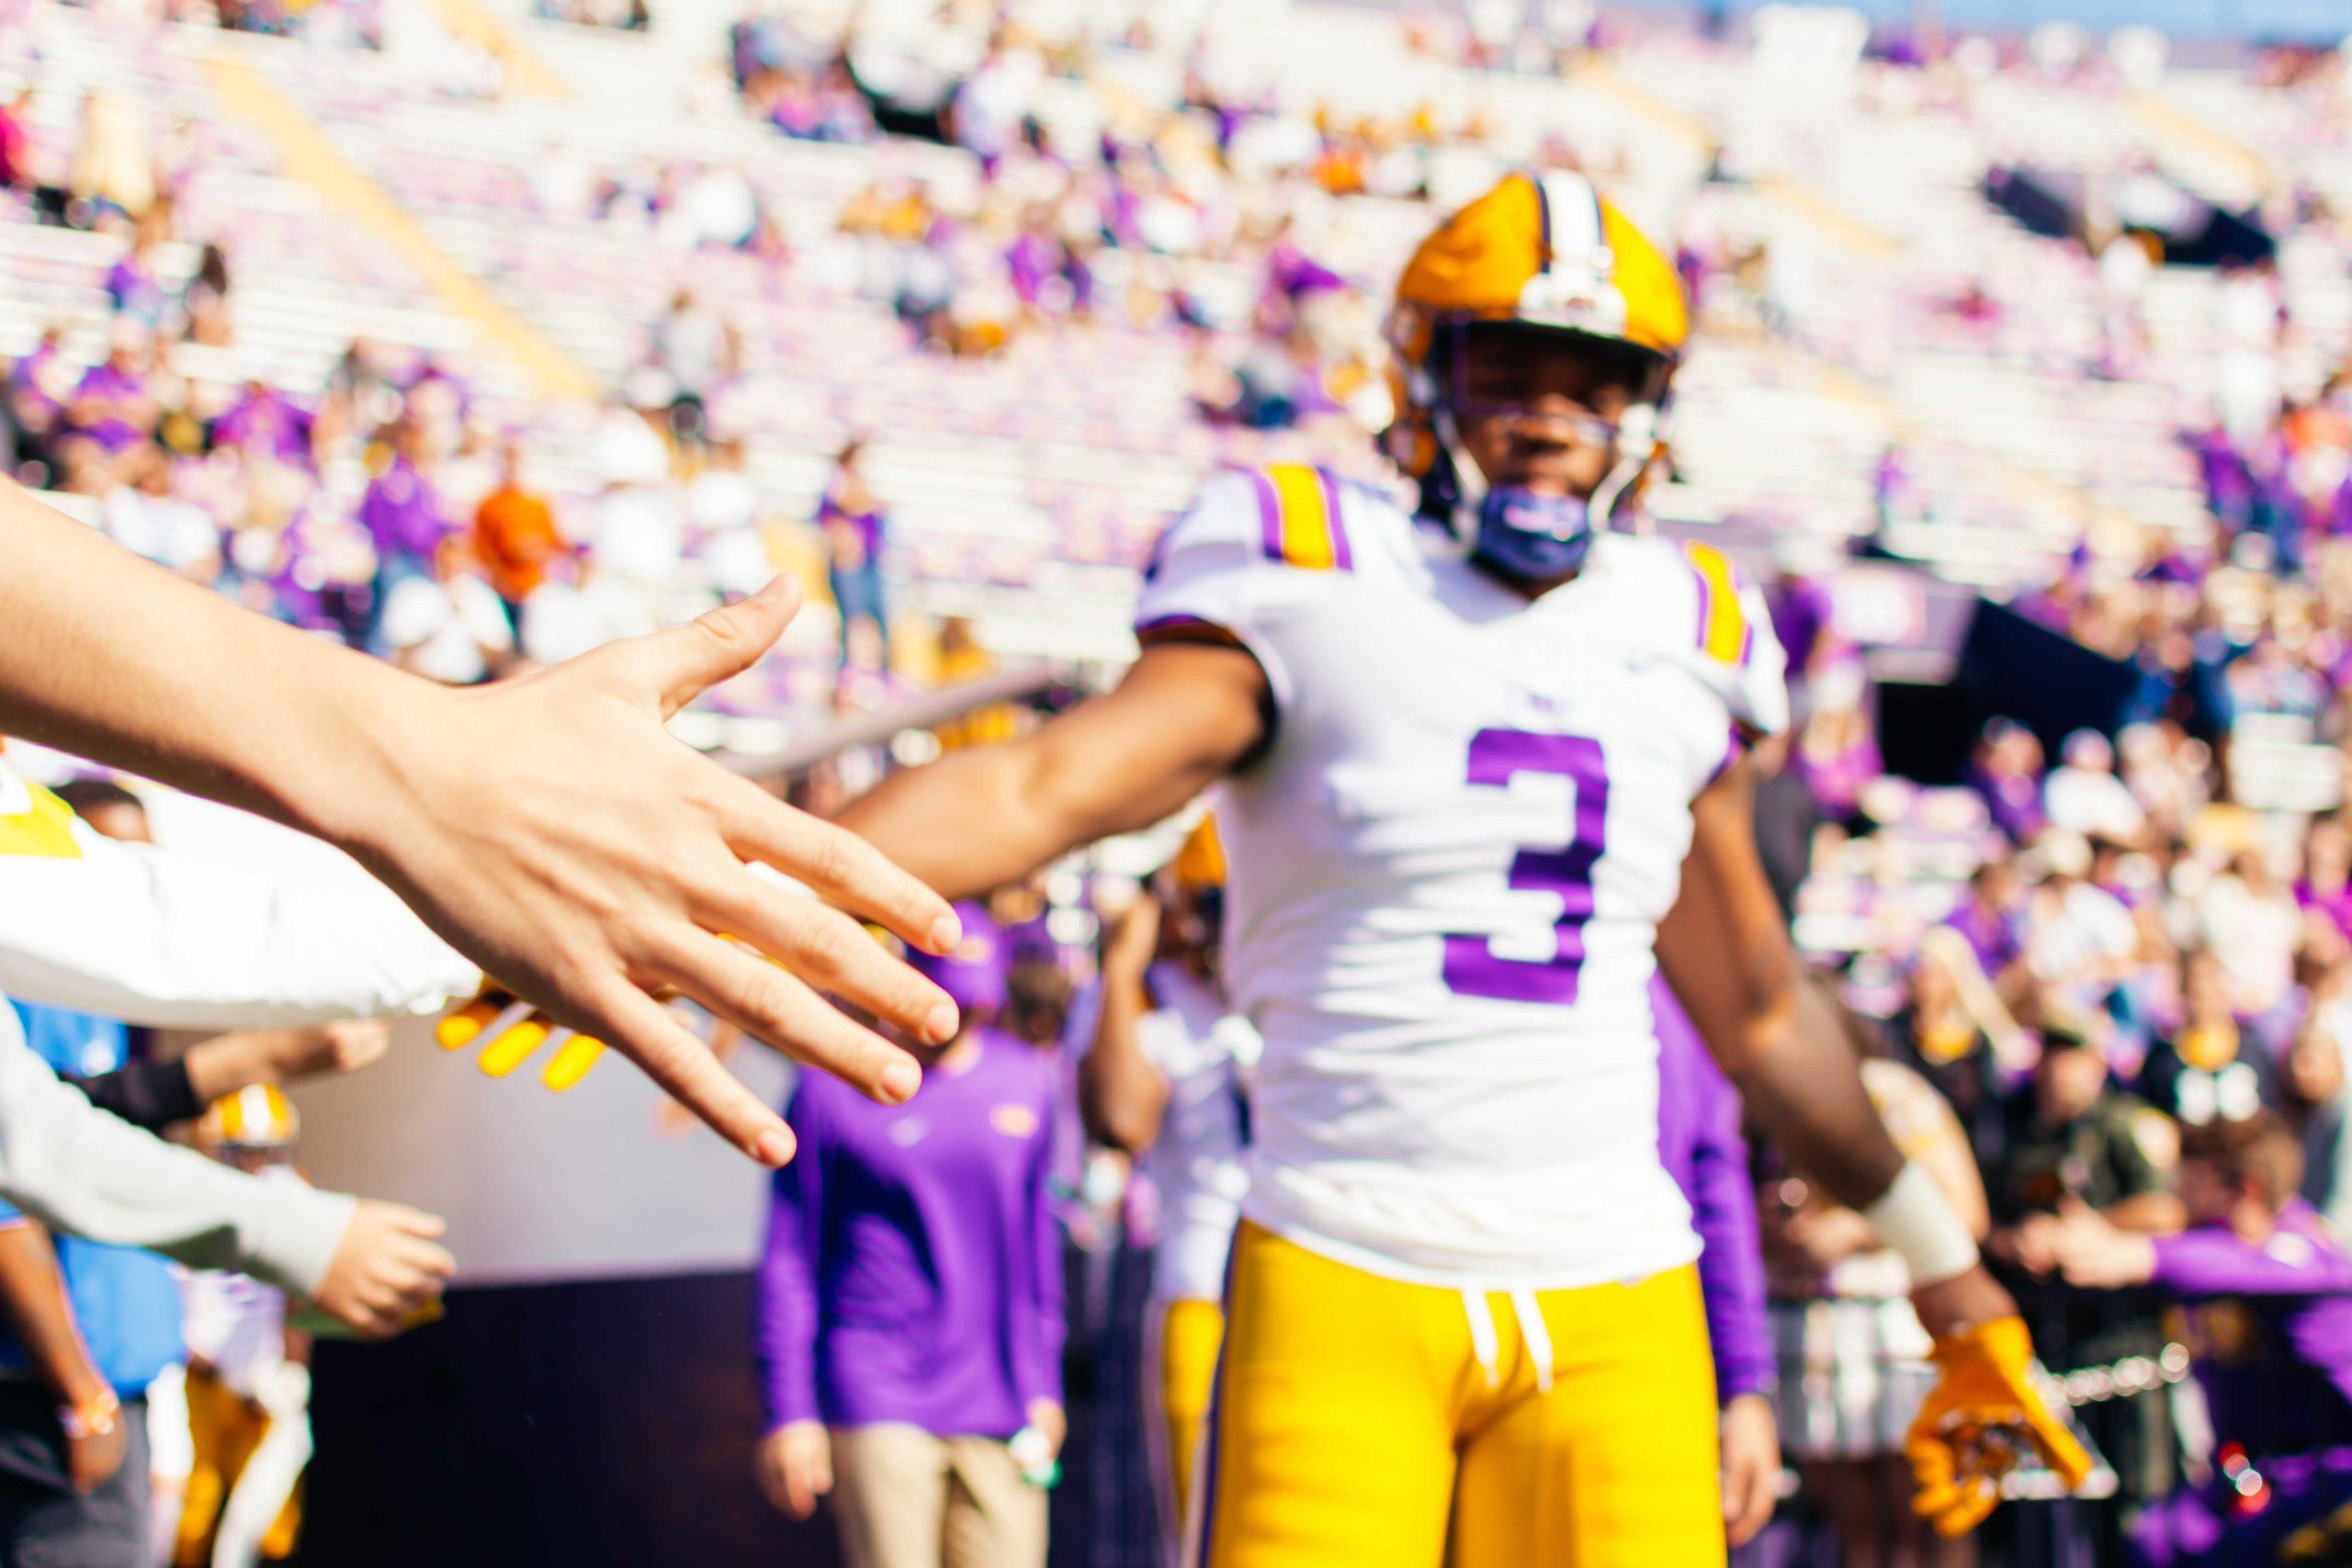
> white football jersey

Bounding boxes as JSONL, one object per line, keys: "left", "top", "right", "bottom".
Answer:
{"left": 1135, "top": 962, "right": 1254, "bottom": 1303}
{"left": 1134, "top": 463, "right": 1788, "bottom": 1289}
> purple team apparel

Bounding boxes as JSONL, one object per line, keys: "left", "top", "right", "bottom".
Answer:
{"left": 2132, "top": 1203, "right": 2352, "bottom": 1566}
{"left": 1653, "top": 978, "right": 1774, "bottom": 1404}
{"left": 752, "top": 1027, "right": 1065, "bottom": 1438}
{"left": 359, "top": 456, "right": 451, "bottom": 567}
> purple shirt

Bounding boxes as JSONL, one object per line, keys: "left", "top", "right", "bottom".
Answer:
{"left": 103, "top": 255, "right": 166, "bottom": 324}
{"left": 1653, "top": 980, "right": 1773, "bottom": 1404}
{"left": 70, "top": 362, "right": 151, "bottom": 452}
{"left": 1947, "top": 898, "right": 2023, "bottom": 976}
{"left": 213, "top": 388, "right": 314, "bottom": 468}
{"left": 818, "top": 487, "right": 883, "bottom": 566}
{"left": 1768, "top": 576, "right": 1836, "bottom": 676}
{"left": 358, "top": 457, "right": 450, "bottom": 566}
{"left": 2151, "top": 1202, "right": 2352, "bottom": 1457}
{"left": 2299, "top": 881, "right": 2352, "bottom": 948}
{"left": 753, "top": 1029, "right": 1065, "bottom": 1437}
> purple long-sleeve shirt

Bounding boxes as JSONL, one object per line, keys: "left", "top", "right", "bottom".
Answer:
{"left": 752, "top": 1028, "right": 1066, "bottom": 1438}
{"left": 1653, "top": 979, "right": 1774, "bottom": 1404}
{"left": 2150, "top": 1202, "right": 2352, "bottom": 1457}
{"left": 358, "top": 457, "right": 450, "bottom": 568}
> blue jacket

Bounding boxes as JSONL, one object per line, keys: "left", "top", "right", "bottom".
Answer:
{"left": 0, "top": 1001, "right": 183, "bottom": 1394}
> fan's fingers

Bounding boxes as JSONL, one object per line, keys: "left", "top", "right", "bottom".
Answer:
{"left": 696, "top": 883, "right": 957, "bottom": 1045}
{"left": 673, "top": 933, "right": 922, "bottom": 1104}
{"left": 724, "top": 798, "right": 960, "bottom": 955}
{"left": 586, "top": 980, "right": 797, "bottom": 1165}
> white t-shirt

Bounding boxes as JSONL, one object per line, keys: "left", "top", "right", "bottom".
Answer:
{"left": 1134, "top": 963, "right": 1253, "bottom": 1303}
{"left": 2044, "top": 765, "right": 2146, "bottom": 842}
{"left": 1134, "top": 467, "right": 1788, "bottom": 1288}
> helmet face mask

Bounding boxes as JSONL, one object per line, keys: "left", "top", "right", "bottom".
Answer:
{"left": 1383, "top": 173, "right": 1686, "bottom": 580}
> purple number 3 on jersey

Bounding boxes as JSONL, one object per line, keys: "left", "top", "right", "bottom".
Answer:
{"left": 1441, "top": 728, "right": 1609, "bottom": 1005}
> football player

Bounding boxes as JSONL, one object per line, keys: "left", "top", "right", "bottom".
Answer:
{"left": 836, "top": 172, "right": 2086, "bottom": 1565}
{"left": 1078, "top": 818, "right": 1255, "bottom": 1555}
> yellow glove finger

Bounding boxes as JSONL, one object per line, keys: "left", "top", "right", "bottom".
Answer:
{"left": 477, "top": 1014, "right": 553, "bottom": 1077}
{"left": 1928, "top": 1476, "right": 2000, "bottom": 1538}
{"left": 1904, "top": 1421, "right": 1959, "bottom": 1499}
{"left": 435, "top": 996, "right": 503, "bottom": 1051}
{"left": 2023, "top": 1404, "right": 2095, "bottom": 1493}
{"left": 541, "top": 1032, "right": 607, "bottom": 1092}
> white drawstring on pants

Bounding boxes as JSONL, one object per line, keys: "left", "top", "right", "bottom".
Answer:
{"left": 1458, "top": 1289, "right": 1555, "bottom": 1393}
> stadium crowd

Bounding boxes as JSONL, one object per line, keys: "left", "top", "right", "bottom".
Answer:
{"left": 8, "top": 0, "right": 2352, "bottom": 1564}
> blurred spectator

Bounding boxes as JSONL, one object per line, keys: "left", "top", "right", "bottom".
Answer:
{"left": 1946, "top": 859, "right": 2027, "bottom": 981}
{"left": 2288, "top": 968, "right": 2352, "bottom": 1234}
{"left": 2043, "top": 731, "right": 2146, "bottom": 846}
{"left": 0, "top": 89, "right": 32, "bottom": 199}
{"left": 649, "top": 288, "right": 735, "bottom": 449}
{"left": 470, "top": 444, "right": 570, "bottom": 637}
{"left": 65, "top": 324, "right": 161, "bottom": 458}
{"left": 2143, "top": 950, "right": 2282, "bottom": 1128}
{"left": 356, "top": 417, "right": 453, "bottom": 651}
{"left": 1967, "top": 722, "right": 2048, "bottom": 844}
{"left": 211, "top": 379, "right": 314, "bottom": 470}
{"left": 1988, "top": 1024, "right": 2182, "bottom": 1513}
{"left": 0, "top": 1002, "right": 182, "bottom": 1567}
{"left": 2042, "top": 1113, "right": 2352, "bottom": 1565}
{"left": 820, "top": 439, "right": 888, "bottom": 658}
{"left": 752, "top": 904, "right": 1063, "bottom": 1568}
{"left": 183, "top": 244, "right": 233, "bottom": 349}
{"left": 69, "top": 89, "right": 154, "bottom": 226}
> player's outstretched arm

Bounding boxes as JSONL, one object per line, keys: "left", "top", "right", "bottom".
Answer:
{"left": 1659, "top": 756, "right": 2090, "bottom": 1533}
{"left": 833, "top": 640, "right": 1268, "bottom": 902}
{"left": 0, "top": 481, "right": 963, "bottom": 1164}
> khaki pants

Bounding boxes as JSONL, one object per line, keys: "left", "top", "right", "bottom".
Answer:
{"left": 829, "top": 1423, "right": 1046, "bottom": 1568}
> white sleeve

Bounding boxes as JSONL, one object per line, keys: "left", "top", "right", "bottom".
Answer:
{"left": 0, "top": 1004, "right": 351, "bottom": 1294}
{"left": 1134, "top": 468, "right": 1340, "bottom": 718}
{"left": 1727, "top": 582, "right": 1792, "bottom": 740}
{"left": 1662, "top": 541, "right": 1791, "bottom": 742}
{"left": 0, "top": 812, "right": 477, "bottom": 1030}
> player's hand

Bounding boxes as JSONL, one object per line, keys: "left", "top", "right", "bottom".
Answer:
{"left": 61, "top": 1403, "right": 126, "bottom": 1494}
{"left": 1719, "top": 1392, "right": 1781, "bottom": 1548}
{"left": 277, "top": 1020, "right": 391, "bottom": 1082}
{"left": 435, "top": 987, "right": 611, "bottom": 1091}
{"left": 1102, "top": 896, "right": 1160, "bottom": 981}
{"left": 1026, "top": 1398, "right": 1067, "bottom": 1460}
{"left": 757, "top": 1421, "right": 832, "bottom": 1518}
{"left": 334, "top": 579, "right": 965, "bottom": 1166}
{"left": 1905, "top": 1314, "right": 2092, "bottom": 1537}
{"left": 311, "top": 1201, "right": 453, "bottom": 1339}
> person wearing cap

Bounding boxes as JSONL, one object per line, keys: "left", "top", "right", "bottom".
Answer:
{"left": 752, "top": 900, "right": 1065, "bottom": 1568}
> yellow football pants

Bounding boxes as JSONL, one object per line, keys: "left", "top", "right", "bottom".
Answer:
{"left": 175, "top": 1367, "right": 302, "bottom": 1566}
{"left": 1196, "top": 1222, "right": 1724, "bottom": 1568}
{"left": 1152, "top": 1296, "right": 1227, "bottom": 1539}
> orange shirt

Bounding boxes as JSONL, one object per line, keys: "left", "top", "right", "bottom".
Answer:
{"left": 472, "top": 486, "right": 566, "bottom": 602}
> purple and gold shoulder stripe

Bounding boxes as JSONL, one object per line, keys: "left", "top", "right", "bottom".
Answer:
{"left": 1680, "top": 540, "right": 1754, "bottom": 668}
{"left": 1244, "top": 463, "right": 1354, "bottom": 572}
